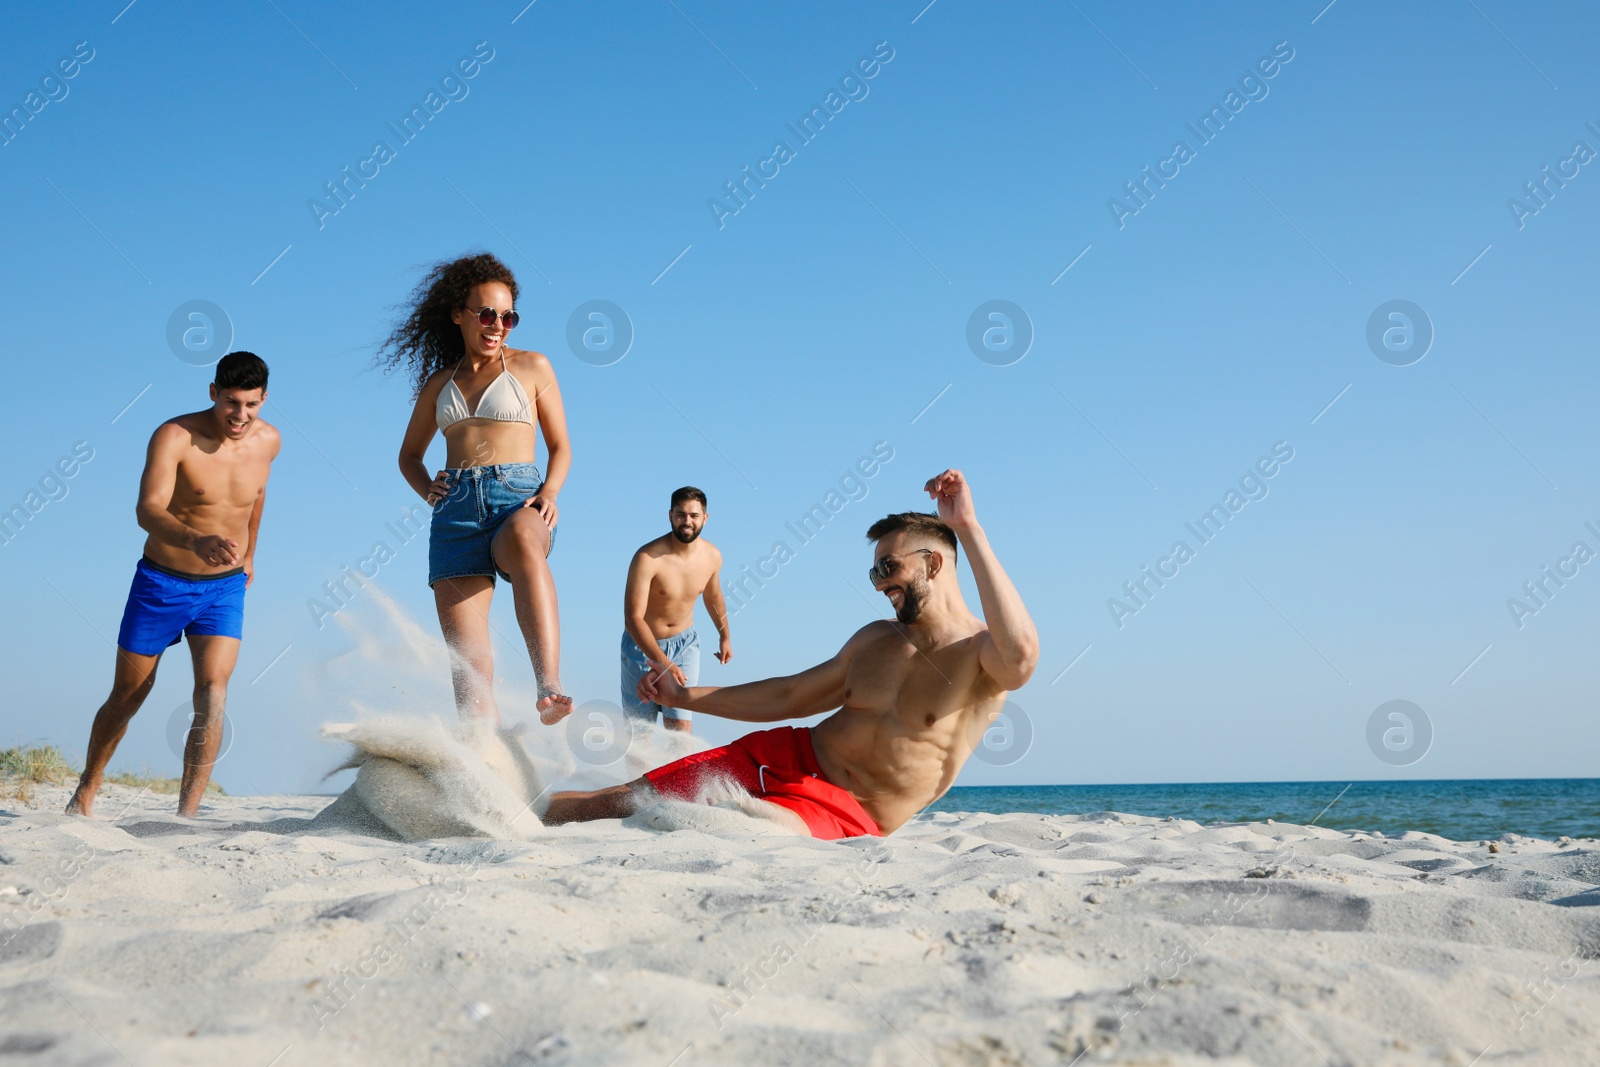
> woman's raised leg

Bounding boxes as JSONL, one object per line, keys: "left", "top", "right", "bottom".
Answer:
{"left": 491, "top": 510, "right": 572, "bottom": 724}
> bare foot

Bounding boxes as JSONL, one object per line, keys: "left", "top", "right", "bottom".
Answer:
{"left": 64, "top": 783, "right": 94, "bottom": 817}
{"left": 537, "top": 687, "right": 574, "bottom": 725}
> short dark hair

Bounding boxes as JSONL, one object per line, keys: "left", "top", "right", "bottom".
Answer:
{"left": 866, "top": 511, "right": 958, "bottom": 560}
{"left": 671, "top": 486, "right": 707, "bottom": 510}
{"left": 215, "top": 351, "right": 268, "bottom": 392}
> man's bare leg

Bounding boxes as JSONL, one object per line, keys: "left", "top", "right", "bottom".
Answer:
{"left": 492, "top": 511, "right": 573, "bottom": 725}
{"left": 177, "top": 635, "right": 240, "bottom": 817}
{"left": 543, "top": 781, "right": 651, "bottom": 824}
{"left": 433, "top": 576, "right": 500, "bottom": 725}
{"left": 662, "top": 717, "right": 692, "bottom": 733}
{"left": 66, "top": 649, "right": 162, "bottom": 817}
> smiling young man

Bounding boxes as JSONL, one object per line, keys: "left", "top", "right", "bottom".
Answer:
{"left": 66, "top": 353, "right": 281, "bottom": 818}
{"left": 619, "top": 487, "right": 731, "bottom": 734}
{"left": 544, "top": 469, "right": 1038, "bottom": 838}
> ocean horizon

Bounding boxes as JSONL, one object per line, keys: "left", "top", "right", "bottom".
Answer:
{"left": 929, "top": 778, "right": 1600, "bottom": 842}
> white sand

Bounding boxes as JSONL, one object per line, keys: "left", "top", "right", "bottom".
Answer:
{"left": 3, "top": 774, "right": 1596, "bottom": 1066}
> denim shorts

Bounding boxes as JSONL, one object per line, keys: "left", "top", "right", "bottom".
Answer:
{"left": 428, "top": 463, "right": 556, "bottom": 586}
{"left": 621, "top": 629, "right": 700, "bottom": 723}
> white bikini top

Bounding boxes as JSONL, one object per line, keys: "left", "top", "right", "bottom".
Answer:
{"left": 435, "top": 353, "right": 535, "bottom": 431}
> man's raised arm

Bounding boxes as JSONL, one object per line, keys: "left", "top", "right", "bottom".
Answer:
{"left": 639, "top": 624, "right": 879, "bottom": 722}
{"left": 926, "top": 469, "right": 1038, "bottom": 690}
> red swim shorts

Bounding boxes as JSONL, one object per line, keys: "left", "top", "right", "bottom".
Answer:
{"left": 643, "top": 726, "right": 882, "bottom": 840}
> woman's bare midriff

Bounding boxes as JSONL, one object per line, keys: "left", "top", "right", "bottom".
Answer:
{"left": 443, "top": 421, "right": 538, "bottom": 469}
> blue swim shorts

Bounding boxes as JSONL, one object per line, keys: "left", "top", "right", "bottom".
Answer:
{"left": 116, "top": 557, "right": 247, "bottom": 656}
{"left": 621, "top": 629, "right": 700, "bottom": 724}
{"left": 428, "top": 463, "right": 557, "bottom": 587}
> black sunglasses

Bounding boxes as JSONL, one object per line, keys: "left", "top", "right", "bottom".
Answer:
{"left": 468, "top": 306, "right": 520, "bottom": 329}
{"left": 868, "top": 549, "right": 931, "bottom": 585}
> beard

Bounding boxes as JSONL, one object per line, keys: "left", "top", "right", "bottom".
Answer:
{"left": 893, "top": 575, "right": 930, "bottom": 624}
{"left": 672, "top": 525, "right": 701, "bottom": 544}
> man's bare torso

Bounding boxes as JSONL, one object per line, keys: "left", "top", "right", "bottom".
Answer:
{"left": 144, "top": 412, "right": 276, "bottom": 575}
{"left": 810, "top": 618, "right": 1006, "bottom": 834}
{"left": 633, "top": 536, "right": 720, "bottom": 636}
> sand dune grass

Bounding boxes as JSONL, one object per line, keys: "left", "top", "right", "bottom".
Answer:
{"left": 0, "top": 744, "right": 223, "bottom": 804}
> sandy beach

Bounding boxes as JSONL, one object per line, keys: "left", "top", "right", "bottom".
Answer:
{"left": 3, "top": 776, "right": 1597, "bottom": 1066}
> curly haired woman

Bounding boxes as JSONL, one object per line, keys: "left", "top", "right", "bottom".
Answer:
{"left": 384, "top": 252, "right": 573, "bottom": 725}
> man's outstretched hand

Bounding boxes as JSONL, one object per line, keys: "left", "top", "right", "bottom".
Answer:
{"left": 925, "top": 468, "right": 977, "bottom": 532}
{"left": 638, "top": 665, "right": 689, "bottom": 708}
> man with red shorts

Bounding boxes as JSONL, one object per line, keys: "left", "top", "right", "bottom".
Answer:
{"left": 544, "top": 469, "right": 1039, "bottom": 839}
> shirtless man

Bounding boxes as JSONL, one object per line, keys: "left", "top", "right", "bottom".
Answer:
{"left": 620, "top": 487, "right": 731, "bottom": 734}
{"left": 66, "top": 352, "right": 281, "bottom": 818}
{"left": 545, "top": 469, "right": 1037, "bottom": 838}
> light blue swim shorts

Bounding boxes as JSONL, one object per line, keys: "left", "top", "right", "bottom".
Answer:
{"left": 620, "top": 629, "right": 699, "bottom": 724}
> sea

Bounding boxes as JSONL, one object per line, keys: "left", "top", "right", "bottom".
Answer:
{"left": 928, "top": 778, "right": 1600, "bottom": 842}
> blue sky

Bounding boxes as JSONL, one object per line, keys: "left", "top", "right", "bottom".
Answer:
{"left": 2, "top": 1, "right": 1596, "bottom": 796}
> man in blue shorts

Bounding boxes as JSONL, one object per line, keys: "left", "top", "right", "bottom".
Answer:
{"left": 66, "top": 352, "right": 281, "bottom": 818}
{"left": 620, "top": 487, "right": 731, "bottom": 733}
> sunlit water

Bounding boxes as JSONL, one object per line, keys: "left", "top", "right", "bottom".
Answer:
{"left": 929, "top": 779, "right": 1600, "bottom": 841}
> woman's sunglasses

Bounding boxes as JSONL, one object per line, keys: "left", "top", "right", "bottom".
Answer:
{"left": 469, "top": 306, "right": 520, "bottom": 329}
{"left": 868, "top": 549, "right": 931, "bottom": 585}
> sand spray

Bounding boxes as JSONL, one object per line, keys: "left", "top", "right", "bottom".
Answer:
{"left": 306, "top": 586, "right": 793, "bottom": 839}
